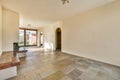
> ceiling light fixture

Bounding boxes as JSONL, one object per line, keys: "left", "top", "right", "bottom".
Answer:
{"left": 61, "top": 0, "right": 69, "bottom": 4}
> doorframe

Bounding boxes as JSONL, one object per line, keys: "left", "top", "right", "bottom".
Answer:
{"left": 55, "top": 28, "right": 61, "bottom": 50}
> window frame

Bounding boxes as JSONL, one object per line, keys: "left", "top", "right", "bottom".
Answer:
{"left": 19, "top": 28, "right": 38, "bottom": 47}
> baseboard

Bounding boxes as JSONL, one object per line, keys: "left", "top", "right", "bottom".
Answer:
{"left": 62, "top": 50, "right": 120, "bottom": 68}
{"left": 2, "top": 51, "right": 13, "bottom": 53}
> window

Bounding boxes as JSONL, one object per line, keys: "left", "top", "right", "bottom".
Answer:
{"left": 26, "top": 30, "right": 37, "bottom": 46}
{"left": 19, "top": 28, "right": 37, "bottom": 46}
{"left": 19, "top": 29, "right": 25, "bottom": 46}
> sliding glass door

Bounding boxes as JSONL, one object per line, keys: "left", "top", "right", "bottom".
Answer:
{"left": 19, "top": 29, "right": 25, "bottom": 46}
{"left": 26, "top": 30, "right": 37, "bottom": 46}
{"left": 19, "top": 28, "right": 37, "bottom": 46}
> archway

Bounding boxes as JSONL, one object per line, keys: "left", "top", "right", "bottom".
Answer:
{"left": 56, "top": 28, "right": 61, "bottom": 50}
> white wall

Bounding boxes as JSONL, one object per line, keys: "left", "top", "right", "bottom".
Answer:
{"left": 2, "top": 8, "right": 19, "bottom": 51}
{"left": 42, "top": 22, "right": 62, "bottom": 50}
{"left": 62, "top": 0, "right": 120, "bottom": 66}
{"left": 37, "top": 27, "right": 44, "bottom": 47}
{"left": 0, "top": 2, "right": 2, "bottom": 55}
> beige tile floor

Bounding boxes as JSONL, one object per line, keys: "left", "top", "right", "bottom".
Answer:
{"left": 7, "top": 50, "right": 120, "bottom": 80}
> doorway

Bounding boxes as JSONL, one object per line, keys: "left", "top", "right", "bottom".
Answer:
{"left": 56, "top": 28, "right": 61, "bottom": 50}
{"left": 40, "top": 32, "right": 44, "bottom": 47}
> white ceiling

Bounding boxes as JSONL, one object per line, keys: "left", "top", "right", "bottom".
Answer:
{"left": 2, "top": 0, "right": 115, "bottom": 27}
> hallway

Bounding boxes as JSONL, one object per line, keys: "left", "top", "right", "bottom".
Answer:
{"left": 8, "top": 50, "right": 120, "bottom": 80}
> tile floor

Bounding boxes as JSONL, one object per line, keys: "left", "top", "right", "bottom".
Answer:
{"left": 7, "top": 50, "right": 120, "bottom": 80}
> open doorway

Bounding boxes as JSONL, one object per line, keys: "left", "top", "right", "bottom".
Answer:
{"left": 56, "top": 28, "right": 61, "bottom": 50}
{"left": 40, "top": 32, "right": 44, "bottom": 47}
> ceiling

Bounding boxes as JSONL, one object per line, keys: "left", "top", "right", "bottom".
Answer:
{"left": 2, "top": 0, "right": 115, "bottom": 27}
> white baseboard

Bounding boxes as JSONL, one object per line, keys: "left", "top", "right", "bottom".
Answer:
{"left": 62, "top": 50, "right": 120, "bottom": 67}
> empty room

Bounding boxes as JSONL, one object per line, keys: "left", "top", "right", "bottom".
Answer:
{"left": 0, "top": 0, "right": 120, "bottom": 80}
